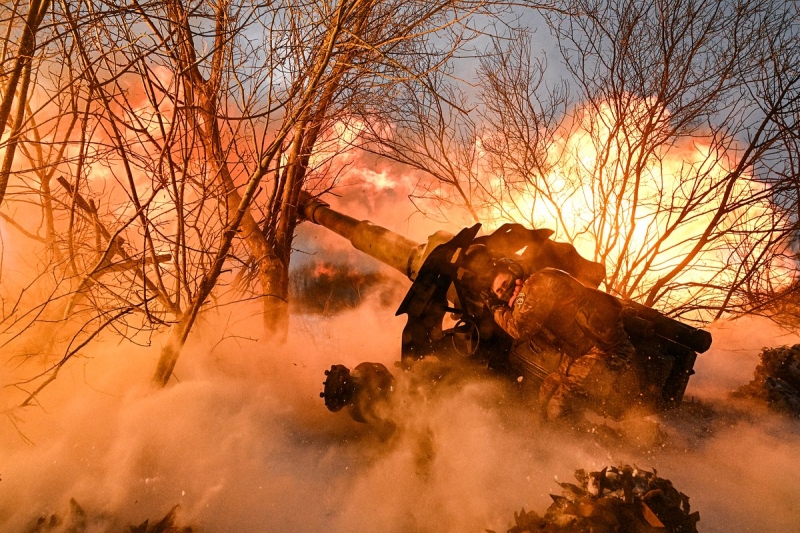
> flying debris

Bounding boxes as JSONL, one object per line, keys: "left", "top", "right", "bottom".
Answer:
{"left": 490, "top": 465, "right": 699, "bottom": 533}
{"left": 300, "top": 193, "right": 712, "bottom": 424}
{"left": 734, "top": 344, "right": 800, "bottom": 415}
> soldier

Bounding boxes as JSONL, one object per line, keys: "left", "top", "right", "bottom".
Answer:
{"left": 484, "top": 261, "right": 640, "bottom": 423}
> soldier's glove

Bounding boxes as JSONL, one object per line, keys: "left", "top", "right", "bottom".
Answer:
{"left": 480, "top": 289, "right": 507, "bottom": 311}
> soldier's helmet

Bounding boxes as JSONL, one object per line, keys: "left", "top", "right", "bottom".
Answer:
{"left": 462, "top": 246, "right": 525, "bottom": 298}
{"left": 493, "top": 257, "right": 525, "bottom": 282}
{"left": 491, "top": 257, "right": 525, "bottom": 302}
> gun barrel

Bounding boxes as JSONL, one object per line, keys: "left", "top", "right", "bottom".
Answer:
{"left": 300, "top": 193, "right": 428, "bottom": 280}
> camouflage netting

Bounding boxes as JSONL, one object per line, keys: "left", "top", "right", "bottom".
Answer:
{"left": 492, "top": 465, "right": 699, "bottom": 533}
{"left": 733, "top": 344, "right": 800, "bottom": 415}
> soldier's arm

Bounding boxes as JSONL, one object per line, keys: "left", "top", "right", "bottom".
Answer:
{"left": 494, "top": 274, "right": 558, "bottom": 340}
{"left": 493, "top": 306, "right": 521, "bottom": 339}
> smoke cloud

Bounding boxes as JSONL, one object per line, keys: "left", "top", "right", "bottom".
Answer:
{"left": 2, "top": 190, "right": 799, "bottom": 532}
{"left": 2, "top": 296, "right": 799, "bottom": 532}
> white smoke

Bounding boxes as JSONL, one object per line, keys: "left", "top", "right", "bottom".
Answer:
{"left": 2, "top": 302, "right": 799, "bottom": 532}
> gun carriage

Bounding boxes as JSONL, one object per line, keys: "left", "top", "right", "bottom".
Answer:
{"left": 299, "top": 193, "right": 712, "bottom": 423}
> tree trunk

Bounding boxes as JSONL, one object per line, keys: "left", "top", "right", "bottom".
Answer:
{"left": 152, "top": 0, "right": 349, "bottom": 384}
{"left": 0, "top": 0, "right": 52, "bottom": 207}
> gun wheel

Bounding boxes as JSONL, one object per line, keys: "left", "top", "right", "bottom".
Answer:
{"left": 451, "top": 318, "right": 480, "bottom": 356}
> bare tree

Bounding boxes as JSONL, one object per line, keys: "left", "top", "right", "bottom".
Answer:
{"left": 356, "top": 70, "right": 487, "bottom": 224}
{"left": 0, "top": 0, "right": 502, "bottom": 399}
{"left": 384, "top": 0, "right": 800, "bottom": 322}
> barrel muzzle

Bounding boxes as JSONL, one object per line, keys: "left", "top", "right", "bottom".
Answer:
{"left": 320, "top": 364, "right": 355, "bottom": 412}
{"left": 321, "top": 362, "right": 396, "bottom": 424}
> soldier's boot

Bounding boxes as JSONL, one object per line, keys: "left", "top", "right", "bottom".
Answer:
{"left": 539, "top": 372, "right": 587, "bottom": 425}
{"left": 566, "top": 349, "right": 634, "bottom": 420}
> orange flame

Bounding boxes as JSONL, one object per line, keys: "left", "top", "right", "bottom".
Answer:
{"left": 476, "top": 97, "right": 793, "bottom": 312}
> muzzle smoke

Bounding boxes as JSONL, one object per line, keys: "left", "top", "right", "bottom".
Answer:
{"left": 1, "top": 296, "right": 798, "bottom": 532}
{"left": 2, "top": 180, "right": 799, "bottom": 532}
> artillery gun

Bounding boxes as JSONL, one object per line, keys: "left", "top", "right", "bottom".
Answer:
{"left": 299, "top": 193, "right": 712, "bottom": 423}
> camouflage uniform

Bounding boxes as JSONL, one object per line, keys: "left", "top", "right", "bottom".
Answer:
{"left": 492, "top": 268, "right": 638, "bottom": 421}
